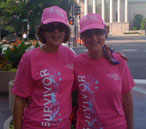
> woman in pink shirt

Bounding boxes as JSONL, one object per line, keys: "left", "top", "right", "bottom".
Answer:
{"left": 74, "top": 13, "right": 135, "bottom": 129}
{"left": 12, "top": 6, "right": 76, "bottom": 129}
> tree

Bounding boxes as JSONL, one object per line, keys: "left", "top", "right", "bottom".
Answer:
{"left": 140, "top": 18, "right": 146, "bottom": 30}
{"left": 0, "top": 0, "right": 74, "bottom": 39}
{"left": 132, "top": 14, "right": 143, "bottom": 30}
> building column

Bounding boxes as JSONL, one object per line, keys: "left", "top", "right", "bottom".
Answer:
{"left": 93, "top": 0, "right": 96, "bottom": 13}
{"left": 125, "top": 0, "right": 128, "bottom": 22}
{"left": 117, "top": 0, "right": 121, "bottom": 22}
{"left": 84, "top": 0, "right": 87, "bottom": 15}
{"left": 77, "top": 0, "right": 79, "bottom": 3}
{"left": 110, "top": 0, "right": 113, "bottom": 23}
{"left": 102, "top": 0, "right": 105, "bottom": 21}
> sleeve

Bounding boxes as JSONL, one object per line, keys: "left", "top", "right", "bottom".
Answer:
{"left": 121, "top": 59, "right": 135, "bottom": 94}
{"left": 69, "top": 47, "right": 77, "bottom": 60}
{"left": 12, "top": 53, "right": 34, "bottom": 98}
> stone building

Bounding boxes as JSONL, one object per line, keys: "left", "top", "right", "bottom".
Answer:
{"left": 75, "top": 0, "right": 146, "bottom": 35}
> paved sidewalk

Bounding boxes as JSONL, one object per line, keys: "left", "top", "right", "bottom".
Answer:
{"left": 133, "top": 90, "right": 146, "bottom": 129}
{"left": 0, "top": 83, "right": 146, "bottom": 129}
{"left": 0, "top": 95, "right": 11, "bottom": 129}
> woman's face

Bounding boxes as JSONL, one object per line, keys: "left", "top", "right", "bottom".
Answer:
{"left": 44, "top": 22, "right": 66, "bottom": 47}
{"left": 81, "top": 29, "right": 106, "bottom": 54}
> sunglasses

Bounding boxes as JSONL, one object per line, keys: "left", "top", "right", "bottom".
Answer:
{"left": 81, "top": 29, "right": 105, "bottom": 38}
{"left": 44, "top": 23, "right": 67, "bottom": 32}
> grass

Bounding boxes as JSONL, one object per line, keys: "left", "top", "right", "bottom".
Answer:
{"left": 9, "top": 119, "right": 14, "bottom": 129}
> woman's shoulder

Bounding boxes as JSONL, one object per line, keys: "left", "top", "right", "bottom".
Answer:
{"left": 73, "top": 53, "right": 88, "bottom": 63}
{"left": 113, "top": 52, "right": 128, "bottom": 67}
{"left": 60, "top": 44, "right": 74, "bottom": 52}
{"left": 22, "top": 47, "right": 40, "bottom": 60}
{"left": 113, "top": 52, "right": 128, "bottom": 61}
{"left": 60, "top": 44, "right": 77, "bottom": 57}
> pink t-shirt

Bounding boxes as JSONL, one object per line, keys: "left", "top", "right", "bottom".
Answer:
{"left": 12, "top": 45, "right": 76, "bottom": 129}
{"left": 73, "top": 53, "right": 135, "bottom": 129}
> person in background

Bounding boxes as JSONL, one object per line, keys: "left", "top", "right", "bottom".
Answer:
{"left": 73, "top": 13, "right": 135, "bottom": 129}
{"left": 12, "top": 6, "right": 76, "bottom": 129}
{"left": 22, "top": 32, "right": 27, "bottom": 42}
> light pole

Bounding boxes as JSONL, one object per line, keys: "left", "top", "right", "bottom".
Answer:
{"left": 145, "top": 21, "right": 146, "bottom": 36}
{"left": 26, "top": 10, "right": 32, "bottom": 41}
{"left": 0, "top": 18, "right": 2, "bottom": 41}
{"left": 73, "top": 4, "right": 81, "bottom": 47}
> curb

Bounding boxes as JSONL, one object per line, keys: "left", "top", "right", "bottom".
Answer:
{"left": 134, "top": 79, "right": 146, "bottom": 84}
{"left": 3, "top": 115, "right": 12, "bottom": 129}
{"left": 133, "top": 79, "right": 146, "bottom": 95}
{"left": 106, "top": 40, "right": 146, "bottom": 44}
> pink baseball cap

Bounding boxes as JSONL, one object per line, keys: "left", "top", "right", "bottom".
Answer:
{"left": 80, "top": 13, "right": 106, "bottom": 33}
{"left": 41, "top": 6, "right": 69, "bottom": 26}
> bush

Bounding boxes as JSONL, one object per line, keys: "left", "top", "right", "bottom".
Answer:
{"left": 132, "top": 14, "right": 143, "bottom": 30}
{"left": 140, "top": 18, "right": 146, "bottom": 30}
{"left": 132, "top": 26, "right": 138, "bottom": 30}
{"left": 0, "top": 40, "right": 40, "bottom": 71}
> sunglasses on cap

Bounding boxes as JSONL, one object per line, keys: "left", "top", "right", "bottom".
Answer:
{"left": 44, "top": 23, "right": 67, "bottom": 32}
{"left": 81, "top": 29, "right": 105, "bottom": 38}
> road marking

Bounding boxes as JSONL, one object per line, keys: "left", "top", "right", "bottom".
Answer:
{"left": 3, "top": 116, "right": 12, "bottom": 129}
{"left": 133, "top": 87, "right": 146, "bottom": 94}
{"left": 81, "top": 49, "right": 88, "bottom": 52}
{"left": 106, "top": 40, "right": 146, "bottom": 43}
{"left": 134, "top": 79, "right": 146, "bottom": 84}
{"left": 126, "top": 44, "right": 137, "bottom": 46}
{"left": 133, "top": 79, "right": 146, "bottom": 94}
{"left": 121, "top": 49, "right": 138, "bottom": 52}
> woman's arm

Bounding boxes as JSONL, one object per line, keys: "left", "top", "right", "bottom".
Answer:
{"left": 13, "top": 95, "right": 25, "bottom": 129}
{"left": 122, "top": 91, "right": 134, "bottom": 129}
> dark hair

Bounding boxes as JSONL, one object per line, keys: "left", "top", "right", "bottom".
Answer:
{"left": 37, "top": 23, "right": 70, "bottom": 44}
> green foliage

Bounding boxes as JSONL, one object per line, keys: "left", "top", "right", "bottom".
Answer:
{"left": 0, "top": 44, "right": 13, "bottom": 71}
{"left": 0, "top": 0, "right": 74, "bottom": 37}
{"left": 0, "top": 40, "right": 40, "bottom": 71}
{"left": 132, "top": 26, "right": 138, "bottom": 30}
{"left": 9, "top": 119, "right": 14, "bottom": 129}
{"left": 0, "top": 44, "right": 2, "bottom": 54}
{"left": 4, "top": 41, "right": 31, "bottom": 68}
{"left": 132, "top": 14, "right": 143, "bottom": 30}
{"left": 34, "top": 42, "right": 40, "bottom": 48}
{"left": 140, "top": 18, "right": 146, "bottom": 30}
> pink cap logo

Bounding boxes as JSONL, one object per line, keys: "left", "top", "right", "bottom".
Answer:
{"left": 47, "top": 7, "right": 65, "bottom": 18}
{"left": 41, "top": 6, "right": 68, "bottom": 26}
{"left": 82, "top": 15, "right": 98, "bottom": 22}
{"left": 80, "top": 13, "right": 105, "bottom": 33}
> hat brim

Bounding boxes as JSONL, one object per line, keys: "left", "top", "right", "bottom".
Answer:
{"left": 80, "top": 23, "right": 105, "bottom": 33}
{"left": 42, "top": 18, "right": 69, "bottom": 27}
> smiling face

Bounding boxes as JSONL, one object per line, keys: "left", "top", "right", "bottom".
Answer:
{"left": 44, "top": 22, "right": 66, "bottom": 48}
{"left": 81, "top": 29, "right": 106, "bottom": 58}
